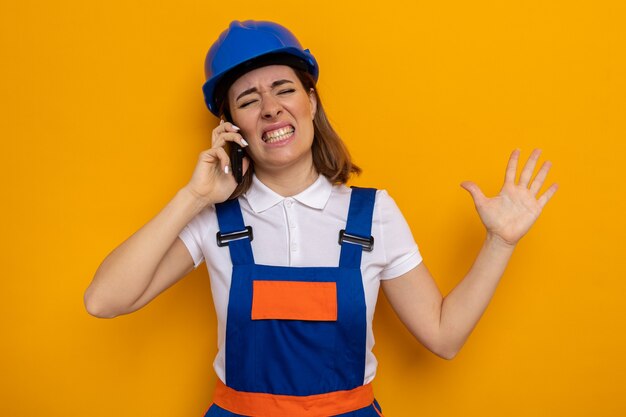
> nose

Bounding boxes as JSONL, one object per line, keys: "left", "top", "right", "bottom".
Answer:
{"left": 261, "top": 95, "right": 282, "bottom": 119}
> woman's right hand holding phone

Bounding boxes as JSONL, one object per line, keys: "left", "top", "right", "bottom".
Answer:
{"left": 86, "top": 120, "right": 249, "bottom": 318}
{"left": 183, "top": 120, "right": 249, "bottom": 208}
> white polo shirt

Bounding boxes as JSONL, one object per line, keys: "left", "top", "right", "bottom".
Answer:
{"left": 178, "top": 173, "right": 422, "bottom": 385}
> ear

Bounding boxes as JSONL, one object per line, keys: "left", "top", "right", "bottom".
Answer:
{"left": 308, "top": 88, "right": 317, "bottom": 119}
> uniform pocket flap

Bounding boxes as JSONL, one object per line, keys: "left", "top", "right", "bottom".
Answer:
{"left": 251, "top": 280, "right": 337, "bottom": 321}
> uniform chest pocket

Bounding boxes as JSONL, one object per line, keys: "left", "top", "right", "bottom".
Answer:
{"left": 251, "top": 280, "right": 337, "bottom": 321}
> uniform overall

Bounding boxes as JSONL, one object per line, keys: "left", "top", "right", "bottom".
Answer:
{"left": 204, "top": 187, "right": 384, "bottom": 417}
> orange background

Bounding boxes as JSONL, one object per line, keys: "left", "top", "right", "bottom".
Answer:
{"left": 2, "top": 1, "right": 625, "bottom": 416}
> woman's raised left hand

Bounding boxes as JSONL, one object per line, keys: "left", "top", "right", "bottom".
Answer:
{"left": 460, "top": 149, "right": 559, "bottom": 247}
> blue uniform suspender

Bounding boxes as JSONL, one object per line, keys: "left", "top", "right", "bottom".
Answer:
{"left": 215, "top": 198, "right": 255, "bottom": 265}
{"left": 339, "top": 187, "right": 376, "bottom": 268}
{"left": 214, "top": 187, "right": 376, "bottom": 268}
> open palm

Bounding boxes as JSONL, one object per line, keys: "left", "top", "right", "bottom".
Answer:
{"left": 460, "top": 149, "right": 558, "bottom": 246}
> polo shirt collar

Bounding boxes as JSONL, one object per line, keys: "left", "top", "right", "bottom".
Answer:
{"left": 244, "top": 173, "right": 333, "bottom": 213}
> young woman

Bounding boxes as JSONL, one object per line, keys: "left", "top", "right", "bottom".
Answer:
{"left": 84, "top": 20, "right": 558, "bottom": 417}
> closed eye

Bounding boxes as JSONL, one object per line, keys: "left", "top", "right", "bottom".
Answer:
{"left": 278, "top": 89, "right": 295, "bottom": 94}
{"left": 239, "top": 99, "right": 258, "bottom": 108}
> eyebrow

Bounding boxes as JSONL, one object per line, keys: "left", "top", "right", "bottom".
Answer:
{"left": 235, "top": 79, "right": 295, "bottom": 101}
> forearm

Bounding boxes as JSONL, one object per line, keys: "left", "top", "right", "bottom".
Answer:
{"left": 85, "top": 186, "right": 207, "bottom": 315}
{"left": 438, "top": 233, "right": 516, "bottom": 357}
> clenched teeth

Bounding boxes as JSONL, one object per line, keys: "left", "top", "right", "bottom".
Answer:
{"left": 262, "top": 126, "right": 295, "bottom": 143}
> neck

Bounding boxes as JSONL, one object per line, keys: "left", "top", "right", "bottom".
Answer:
{"left": 255, "top": 156, "right": 319, "bottom": 197}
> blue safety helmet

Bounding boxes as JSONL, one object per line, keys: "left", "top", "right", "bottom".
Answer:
{"left": 202, "top": 20, "right": 319, "bottom": 117}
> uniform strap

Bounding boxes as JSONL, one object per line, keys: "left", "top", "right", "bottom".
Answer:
{"left": 215, "top": 198, "right": 255, "bottom": 265}
{"left": 339, "top": 187, "right": 377, "bottom": 268}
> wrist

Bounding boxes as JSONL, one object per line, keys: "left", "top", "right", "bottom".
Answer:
{"left": 485, "top": 232, "right": 517, "bottom": 251}
{"left": 179, "top": 186, "right": 213, "bottom": 213}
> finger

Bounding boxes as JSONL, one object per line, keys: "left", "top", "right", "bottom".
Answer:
{"left": 224, "top": 121, "right": 241, "bottom": 133}
{"left": 537, "top": 183, "right": 559, "bottom": 209}
{"left": 504, "top": 149, "right": 521, "bottom": 185}
{"left": 211, "top": 131, "right": 234, "bottom": 148}
{"left": 226, "top": 132, "right": 249, "bottom": 147}
{"left": 529, "top": 160, "right": 552, "bottom": 196}
{"left": 212, "top": 121, "right": 242, "bottom": 146}
{"left": 200, "top": 147, "right": 224, "bottom": 164}
{"left": 199, "top": 148, "right": 218, "bottom": 164}
{"left": 200, "top": 147, "right": 230, "bottom": 172}
{"left": 212, "top": 132, "right": 249, "bottom": 149}
{"left": 460, "top": 181, "right": 487, "bottom": 206}
{"left": 213, "top": 147, "right": 231, "bottom": 174}
{"left": 519, "top": 148, "right": 542, "bottom": 187}
{"left": 214, "top": 121, "right": 241, "bottom": 135}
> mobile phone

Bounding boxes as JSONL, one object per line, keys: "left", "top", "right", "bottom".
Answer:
{"left": 230, "top": 142, "right": 245, "bottom": 184}
{"left": 221, "top": 116, "right": 245, "bottom": 184}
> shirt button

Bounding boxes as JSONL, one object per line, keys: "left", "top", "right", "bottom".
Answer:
{"left": 291, "top": 242, "right": 298, "bottom": 251}
{"left": 285, "top": 199, "right": 293, "bottom": 208}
